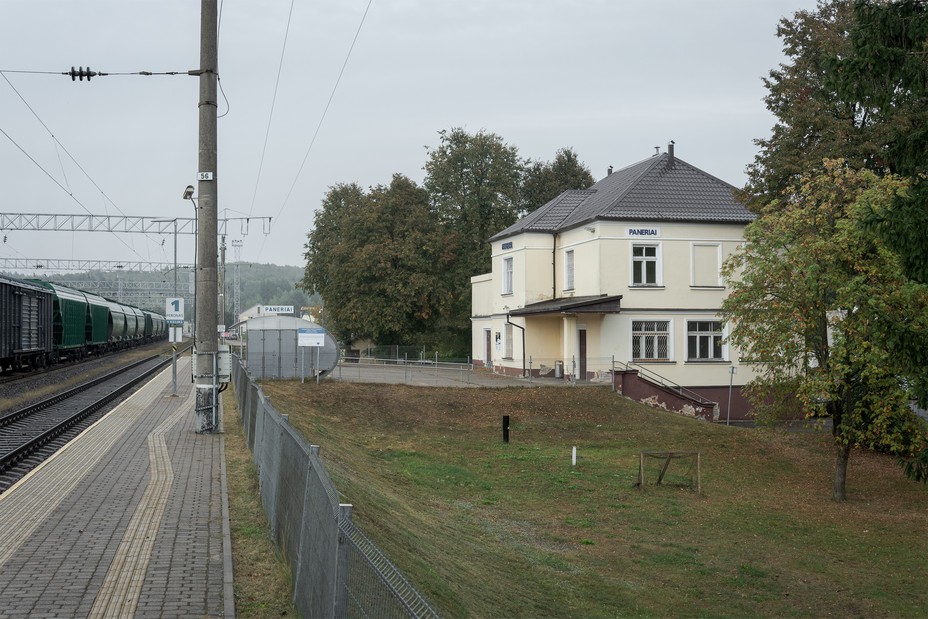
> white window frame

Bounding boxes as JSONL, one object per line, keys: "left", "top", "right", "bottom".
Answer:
{"left": 564, "top": 249, "right": 575, "bottom": 291}
{"left": 691, "top": 243, "right": 722, "bottom": 287}
{"left": 686, "top": 319, "right": 727, "bottom": 361}
{"left": 502, "top": 256, "right": 513, "bottom": 295}
{"left": 631, "top": 243, "right": 662, "bottom": 286}
{"left": 504, "top": 323, "right": 513, "bottom": 359}
{"left": 631, "top": 319, "right": 673, "bottom": 362}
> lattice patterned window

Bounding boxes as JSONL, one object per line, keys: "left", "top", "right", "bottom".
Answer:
{"left": 632, "top": 320, "right": 670, "bottom": 361}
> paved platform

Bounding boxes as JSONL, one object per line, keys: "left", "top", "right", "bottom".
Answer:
{"left": 0, "top": 357, "right": 233, "bottom": 618}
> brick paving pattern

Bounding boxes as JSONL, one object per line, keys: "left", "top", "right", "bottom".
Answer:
{"left": 0, "top": 358, "right": 230, "bottom": 617}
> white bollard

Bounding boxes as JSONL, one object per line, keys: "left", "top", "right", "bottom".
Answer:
{"left": 572, "top": 446, "right": 577, "bottom": 466}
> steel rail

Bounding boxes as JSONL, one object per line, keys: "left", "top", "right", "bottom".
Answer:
{"left": 0, "top": 354, "right": 174, "bottom": 474}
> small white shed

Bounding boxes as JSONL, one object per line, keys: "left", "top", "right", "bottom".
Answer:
{"left": 245, "top": 315, "right": 339, "bottom": 380}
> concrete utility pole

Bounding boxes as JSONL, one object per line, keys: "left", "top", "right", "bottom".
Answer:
{"left": 194, "top": 0, "right": 219, "bottom": 431}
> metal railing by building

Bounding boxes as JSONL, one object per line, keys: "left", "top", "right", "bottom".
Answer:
{"left": 231, "top": 356, "right": 438, "bottom": 618}
{"left": 336, "top": 355, "right": 474, "bottom": 386}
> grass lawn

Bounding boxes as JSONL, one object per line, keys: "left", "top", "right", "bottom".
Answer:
{"left": 252, "top": 380, "right": 928, "bottom": 618}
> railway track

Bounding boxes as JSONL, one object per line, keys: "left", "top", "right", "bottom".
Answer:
{"left": 0, "top": 354, "right": 171, "bottom": 492}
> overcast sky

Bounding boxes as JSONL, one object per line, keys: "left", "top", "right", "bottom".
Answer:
{"left": 0, "top": 0, "right": 818, "bottom": 274}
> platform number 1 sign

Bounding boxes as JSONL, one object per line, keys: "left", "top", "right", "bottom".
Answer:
{"left": 166, "top": 298, "right": 184, "bottom": 325}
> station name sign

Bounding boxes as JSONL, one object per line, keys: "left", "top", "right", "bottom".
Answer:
{"left": 501, "top": 241, "right": 513, "bottom": 250}
{"left": 627, "top": 227, "right": 661, "bottom": 237}
{"left": 262, "top": 305, "right": 294, "bottom": 314}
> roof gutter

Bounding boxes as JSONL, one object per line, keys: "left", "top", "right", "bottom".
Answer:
{"left": 552, "top": 232, "right": 558, "bottom": 301}
{"left": 506, "top": 313, "right": 526, "bottom": 378}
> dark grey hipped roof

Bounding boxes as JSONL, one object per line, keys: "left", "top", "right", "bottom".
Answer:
{"left": 491, "top": 152, "right": 754, "bottom": 241}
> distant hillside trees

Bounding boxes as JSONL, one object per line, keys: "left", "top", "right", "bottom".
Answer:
{"left": 32, "top": 263, "right": 316, "bottom": 326}
{"left": 301, "top": 128, "right": 594, "bottom": 356}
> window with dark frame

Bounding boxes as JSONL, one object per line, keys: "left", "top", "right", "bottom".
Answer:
{"left": 687, "top": 320, "right": 724, "bottom": 360}
{"left": 632, "top": 244, "right": 658, "bottom": 285}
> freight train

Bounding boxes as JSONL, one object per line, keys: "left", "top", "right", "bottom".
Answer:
{"left": 0, "top": 274, "right": 167, "bottom": 371}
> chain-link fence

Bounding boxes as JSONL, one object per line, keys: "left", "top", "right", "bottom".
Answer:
{"left": 232, "top": 356, "right": 439, "bottom": 618}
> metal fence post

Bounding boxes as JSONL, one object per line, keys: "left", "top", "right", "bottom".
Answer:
{"left": 334, "top": 504, "right": 353, "bottom": 618}
{"left": 612, "top": 355, "right": 616, "bottom": 392}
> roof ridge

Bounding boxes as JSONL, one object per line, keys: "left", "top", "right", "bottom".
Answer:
{"left": 595, "top": 154, "right": 664, "bottom": 203}
{"left": 490, "top": 150, "right": 753, "bottom": 242}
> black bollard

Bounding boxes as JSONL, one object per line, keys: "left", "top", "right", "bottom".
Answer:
{"left": 503, "top": 415, "right": 510, "bottom": 443}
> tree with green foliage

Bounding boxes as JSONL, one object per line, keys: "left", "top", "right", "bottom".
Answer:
{"left": 301, "top": 127, "right": 596, "bottom": 356}
{"left": 748, "top": 0, "right": 928, "bottom": 282}
{"left": 521, "top": 147, "right": 595, "bottom": 212}
{"left": 425, "top": 127, "right": 523, "bottom": 271}
{"left": 301, "top": 182, "right": 366, "bottom": 343}
{"left": 423, "top": 128, "right": 524, "bottom": 354}
{"left": 723, "top": 161, "right": 928, "bottom": 501}
{"left": 747, "top": 0, "right": 928, "bottom": 482}
{"left": 301, "top": 175, "right": 453, "bottom": 346}
{"left": 830, "top": 0, "right": 928, "bottom": 284}
{"left": 746, "top": 1, "right": 865, "bottom": 204}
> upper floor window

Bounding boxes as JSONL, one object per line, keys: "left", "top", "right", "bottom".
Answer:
{"left": 632, "top": 244, "right": 660, "bottom": 286}
{"left": 692, "top": 243, "right": 722, "bottom": 287}
{"left": 564, "top": 250, "right": 575, "bottom": 291}
{"left": 687, "top": 320, "right": 724, "bottom": 360}
{"left": 632, "top": 320, "right": 670, "bottom": 361}
{"left": 502, "top": 257, "right": 513, "bottom": 295}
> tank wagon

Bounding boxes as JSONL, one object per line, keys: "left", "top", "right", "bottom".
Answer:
{"left": 0, "top": 274, "right": 54, "bottom": 370}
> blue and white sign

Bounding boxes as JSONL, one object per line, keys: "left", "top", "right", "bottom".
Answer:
{"left": 165, "top": 297, "right": 184, "bottom": 325}
{"left": 262, "top": 305, "right": 294, "bottom": 315}
{"left": 627, "top": 226, "right": 661, "bottom": 237}
{"left": 298, "top": 327, "right": 326, "bottom": 347}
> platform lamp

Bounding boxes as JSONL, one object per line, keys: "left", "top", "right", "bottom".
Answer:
{"left": 184, "top": 185, "right": 197, "bottom": 337}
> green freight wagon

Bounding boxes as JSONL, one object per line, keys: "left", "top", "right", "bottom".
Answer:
{"left": 29, "top": 280, "right": 90, "bottom": 360}
{"left": 1, "top": 275, "right": 54, "bottom": 369}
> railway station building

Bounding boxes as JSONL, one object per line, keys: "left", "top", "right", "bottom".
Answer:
{"left": 470, "top": 144, "right": 758, "bottom": 420}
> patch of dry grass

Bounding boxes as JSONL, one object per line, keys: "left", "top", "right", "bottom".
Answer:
{"left": 223, "top": 389, "right": 297, "bottom": 618}
{"left": 257, "top": 380, "right": 928, "bottom": 618}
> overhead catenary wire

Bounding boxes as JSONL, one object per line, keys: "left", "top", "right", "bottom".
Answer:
{"left": 247, "top": 0, "right": 297, "bottom": 219}
{"left": 0, "top": 125, "right": 149, "bottom": 262}
{"left": 0, "top": 68, "right": 208, "bottom": 77}
{"left": 254, "top": 0, "right": 374, "bottom": 263}
{"left": 0, "top": 71, "right": 163, "bottom": 259}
